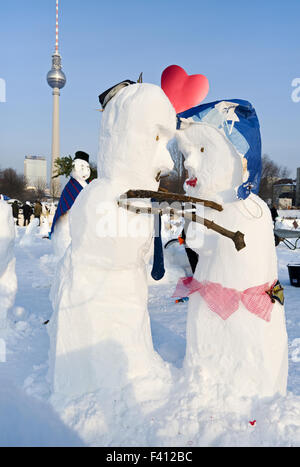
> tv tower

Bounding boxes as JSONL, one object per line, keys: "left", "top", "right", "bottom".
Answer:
{"left": 47, "top": 0, "right": 66, "bottom": 197}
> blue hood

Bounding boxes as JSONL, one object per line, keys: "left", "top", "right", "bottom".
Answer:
{"left": 177, "top": 99, "right": 262, "bottom": 200}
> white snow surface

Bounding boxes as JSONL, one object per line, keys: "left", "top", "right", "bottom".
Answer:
{"left": 0, "top": 93, "right": 299, "bottom": 447}
{"left": 0, "top": 224, "right": 300, "bottom": 447}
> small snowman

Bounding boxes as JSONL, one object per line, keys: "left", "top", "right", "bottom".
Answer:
{"left": 50, "top": 151, "right": 91, "bottom": 260}
{"left": 174, "top": 100, "right": 288, "bottom": 401}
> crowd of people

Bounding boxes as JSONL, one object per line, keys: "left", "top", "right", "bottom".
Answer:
{"left": 10, "top": 200, "right": 50, "bottom": 227}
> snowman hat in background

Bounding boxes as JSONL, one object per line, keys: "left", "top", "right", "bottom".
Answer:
{"left": 74, "top": 151, "right": 90, "bottom": 163}
{"left": 177, "top": 99, "right": 262, "bottom": 200}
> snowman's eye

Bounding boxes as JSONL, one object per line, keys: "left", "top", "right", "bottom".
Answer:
{"left": 200, "top": 147, "right": 204, "bottom": 153}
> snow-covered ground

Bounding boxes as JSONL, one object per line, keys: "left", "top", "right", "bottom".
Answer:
{"left": 276, "top": 211, "right": 300, "bottom": 231}
{"left": 278, "top": 210, "right": 300, "bottom": 219}
{"left": 0, "top": 225, "right": 300, "bottom": 447}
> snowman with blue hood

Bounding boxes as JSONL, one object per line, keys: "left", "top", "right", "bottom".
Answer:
{"left": 161, "top": 65, "right": 288, "bottom": 402}
{"left": 172, "top": 94, "right": 288, "bottom": 403}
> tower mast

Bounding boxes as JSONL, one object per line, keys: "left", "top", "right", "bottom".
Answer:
{"left": 47, "top": 0, "right": 66, "bottom": 199}
{"left": 55, "top": 0, "right": 59, "bottom": 54}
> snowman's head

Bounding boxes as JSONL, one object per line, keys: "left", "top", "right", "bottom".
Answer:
{"left": 98, "top": 83, "right": 176, "bottom": 190}
{"left": 177, "top": 99, "right": 262, "bottom": 200}
{"left": 71, "top": 152, "right": 91, "bottom": 186}
{"left": 176, "top": 121, "right": 243, "bottom": 197}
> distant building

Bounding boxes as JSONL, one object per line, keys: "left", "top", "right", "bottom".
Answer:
{"left": 272, "top": 178, "right": 296, "bottom": 209}
{"left": 24, "top": 156, "right": 47, "bottom": 190}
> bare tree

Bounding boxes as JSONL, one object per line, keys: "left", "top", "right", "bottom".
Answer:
{"left": 0, "top": 168, "right": 27, "bottom": 201}
{"left": 49, "top": 177, "right": 61, "bottom": 201}
{"left": 34, "top": 177, "right": 47, "bottom": 201}
{"left": 259, "top": 154, "right": 291, "bottom": 202}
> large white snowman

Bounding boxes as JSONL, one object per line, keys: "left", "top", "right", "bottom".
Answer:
{"left": 0, "top": 200, "right": 17, "bottom": 331}
{"left": 48, "top": 82, "right": 176, "bottom": 401}
{"left": 175, "top": 102, "right": 288, "bottom": 402}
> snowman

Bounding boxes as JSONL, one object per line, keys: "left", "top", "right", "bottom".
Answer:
{"left": 50, "top": 151, "right": 91, "bottom": 260}
{"left": 0, "top": 200, "right": 17, "bottom": 331}
{"left": 48, "top": 81, "right": 176, "bottom": 401}
{"left": 174, "top": 100, "right": 288, "bottom": 401}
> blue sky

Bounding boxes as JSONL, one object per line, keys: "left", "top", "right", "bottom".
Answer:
{"left": 1, "top": 0, "right": 300, "bottom": 181}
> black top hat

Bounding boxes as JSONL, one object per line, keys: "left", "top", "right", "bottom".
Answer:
{"left": 74, "top": 151, "right": 89, "bottom": 163}
{"left": 98, "top": 80, "right": 136, "bottom": 110}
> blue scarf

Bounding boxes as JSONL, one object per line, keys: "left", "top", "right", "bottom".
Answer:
{"left": 50, "top": 177, "right": 84, "bottom": 235}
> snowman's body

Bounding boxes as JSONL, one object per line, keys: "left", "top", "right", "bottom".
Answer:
{"left": 176, "top": 121, "right": 288, "bottom": 400}
{"left": 0, "top": 200, "right": 17, "bottom": 330}
{"left": 48, "top": 83, "right": 176, "bottom": 399}
{"left": 50, "top": 208, "right": 72, "bottom": 260}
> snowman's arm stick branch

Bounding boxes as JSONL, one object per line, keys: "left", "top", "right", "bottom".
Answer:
{"left": 117, "top": 200, "right": 246, "bottom": 251}
{"left": 183, "top": 212, "right": 246, "bottom": 252}
{"left": 122, "top": 190, "right": 223, "bottom": 212}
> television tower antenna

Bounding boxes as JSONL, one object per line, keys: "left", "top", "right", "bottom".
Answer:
{"left": 55, "top": 0, "right": 59, "bottom": 54}
{"left": 47, "top": 0, "right": 66, "bottom": 198}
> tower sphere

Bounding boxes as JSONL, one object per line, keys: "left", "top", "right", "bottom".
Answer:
{"left": 47, "top": 53, "right": 66, "bottom": 89}
{"left": 47, "top": 68, "right": 66, "bottom": 89}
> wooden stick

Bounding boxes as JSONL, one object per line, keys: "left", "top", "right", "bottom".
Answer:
{"left": 184, "top": 211, "right": 246, "bottom": 252}
{"left": 157, "top": 186, "right": 169, "bottom": 193}
{"left": 117, "top": 199, "right": 246, "bottom": 251}
{"left": 121, "top": 189, "right": 223, "bottom": 212}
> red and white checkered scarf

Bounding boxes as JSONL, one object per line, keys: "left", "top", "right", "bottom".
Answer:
{"left": 173, "top": 276, "right": 278, "bottom": 322}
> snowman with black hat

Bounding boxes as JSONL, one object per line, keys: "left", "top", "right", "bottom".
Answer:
{"left": 50, "top": 150, "right": 91, "bottom": 260}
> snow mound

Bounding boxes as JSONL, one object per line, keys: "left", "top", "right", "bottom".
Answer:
{"left": 0, "top": 380, "right": 85, "bottom": 447}
{"left": 0, "top": 200, "right": 17, "bottom": 330}
{"left": 19, "top": 218, "right": 39, "bottom": 247}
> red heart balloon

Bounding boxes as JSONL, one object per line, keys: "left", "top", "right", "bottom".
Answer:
{"left": 161, "top": 65, "right": 209, "bottom": 114}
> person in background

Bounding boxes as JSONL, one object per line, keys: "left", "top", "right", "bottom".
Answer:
{"left": 12, "top": 200, "right": 19, "bottom": 226}
{"left": 270, "top": 204, "right": 280, "bottom": 246}
{"left": 22, "top": 201, "right": 33, "bottom": 226}
{"left": 34, "top": 201, "right": 43, "bottom": 226}
{"left": 270, "top": 204, "right": 279, "bottom": 226}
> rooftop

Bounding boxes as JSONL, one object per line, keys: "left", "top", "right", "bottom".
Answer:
{"left": 24, "top": 156, "right": 46, "bottom": 161}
